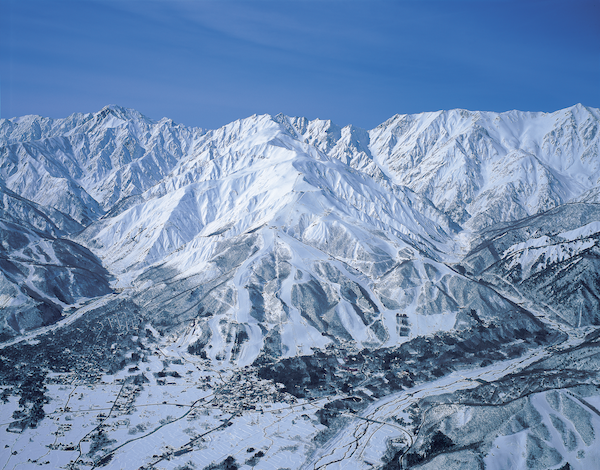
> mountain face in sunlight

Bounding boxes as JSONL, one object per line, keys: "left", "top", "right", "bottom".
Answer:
{"left": 1, "top": 105, "right": 599, "bottom": 470}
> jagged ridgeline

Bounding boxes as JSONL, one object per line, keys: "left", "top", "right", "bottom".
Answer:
{"left": 1, "top": 104, "right": 599, "bottom": 470}
{"left": 1, "top": 105, "right": 598, "bottom": 351}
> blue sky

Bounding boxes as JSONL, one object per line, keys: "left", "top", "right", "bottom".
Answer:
{"left": 1, "top": 0, "right": 599, "bottom": 129}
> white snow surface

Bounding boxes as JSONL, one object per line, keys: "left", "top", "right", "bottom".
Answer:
{"left": 2, "top": 103, "right": 598, "bottom": 230}
{"left": 2, "top": 104, "right": 600, "bottom": 470}
{"left": 2, "top": 103, "right": 599, "bottom": 361}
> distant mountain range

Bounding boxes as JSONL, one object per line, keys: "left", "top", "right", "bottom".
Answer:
{"left": 1, "top": 104, "right": 599, "bottom": 470}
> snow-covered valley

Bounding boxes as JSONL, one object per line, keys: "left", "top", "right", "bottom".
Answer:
{"left": 1, "top": 104, "right": 599, "bottom": 469}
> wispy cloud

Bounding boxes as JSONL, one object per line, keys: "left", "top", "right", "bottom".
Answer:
{"left": 2, "top": 0, "right": 598, "bottom": 128}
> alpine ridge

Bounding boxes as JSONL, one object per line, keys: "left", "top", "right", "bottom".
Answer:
{"left": 1, "top": 104, "right": 599, "bottom": 470}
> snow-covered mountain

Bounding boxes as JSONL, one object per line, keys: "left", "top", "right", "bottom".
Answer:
{"left": 0, "top": 106, "right": 204, "bottom": 224}
{"left": 0, "top": 183, "right": 111, "bottom": 341}
{"left": 367, "top": 105, "right": 600, "bottom": 230}
{"left": 1, "top": 104, "right": 599, "bottom": 470}
{"left": 2, "top": 104, "right": 598, "bottom": 230}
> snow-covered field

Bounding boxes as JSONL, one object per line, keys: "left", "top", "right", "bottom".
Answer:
{"left": 1, "top": 104, "right": 600, "bottom": 469}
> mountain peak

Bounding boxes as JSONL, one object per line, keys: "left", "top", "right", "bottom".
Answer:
{"left": 2, "top": 104, "right": 600, "bottom": 470}
{"left": 93, "top": 104, "right": 154, "bottom": 125}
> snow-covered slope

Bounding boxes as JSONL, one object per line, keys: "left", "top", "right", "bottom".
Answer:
{"left": 367, "top": 105, "right": 600, "bottom": 230}
{"left": 1, "top": 104, "right": 599, "bottom": 470}
{"left": 0, "top": 105, "right": 204, "bottom": 224}
{"left": 67, "top": 114, "right": 470, "bottom": 363}
{"left": 77, "top": 114, "right": 455, "bottom": 273}
{"left": 0, "top": 184, "right": 111, "bottom": 341}
{"left": 281, "top": 105, "right": 600, "bottom": 231}
{"left": 460, "top": 203, "right": 600, "bottom": 327}
{"left": 1, "top": 104, "right": 598, "bottom": 355}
